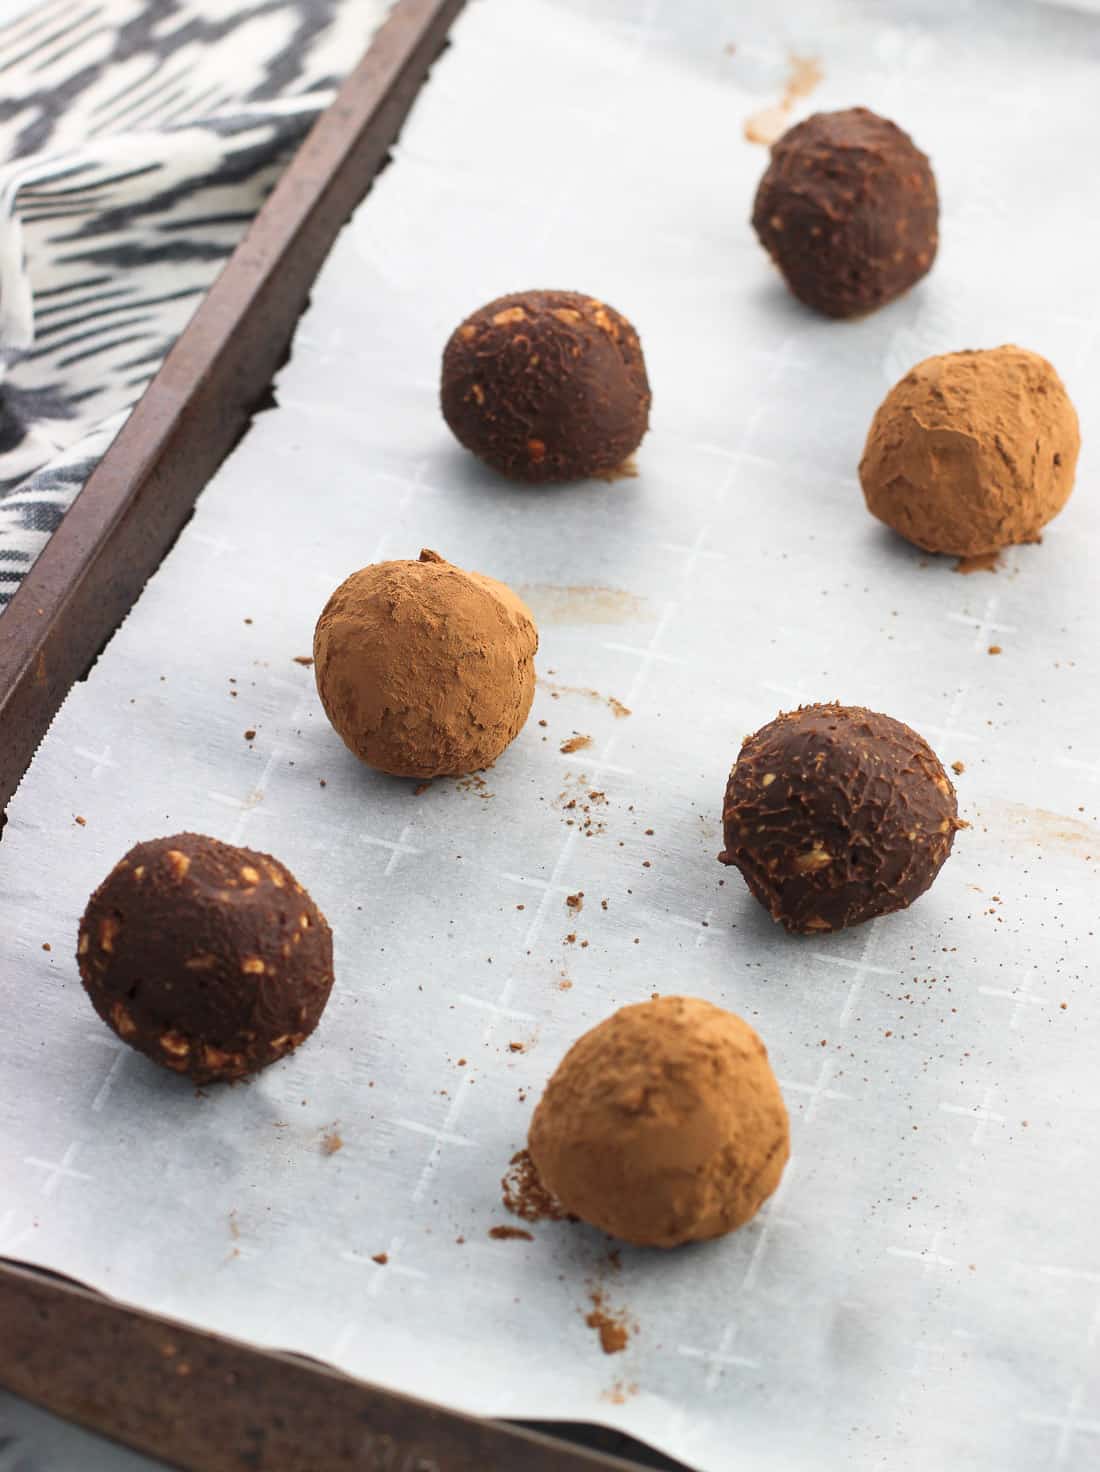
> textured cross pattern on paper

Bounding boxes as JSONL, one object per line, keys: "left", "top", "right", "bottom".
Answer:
{"left": 0, "top": 1, "right": 1098, "bottom": 1470}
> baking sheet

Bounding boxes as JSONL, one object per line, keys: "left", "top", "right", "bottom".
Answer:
{"left": 2, "top": 1, "right": 1099, "bottom": 1468}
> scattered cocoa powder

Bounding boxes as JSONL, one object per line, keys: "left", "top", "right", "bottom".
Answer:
{"left": 561, "top": 734, "right": 592, "bottom": 754}
{"left": 372, "top": 1252, "right": 388, "bottom": 1265}
{"left": 293, "top": 655, "right": 314, "bottom": 666}
{"left": 320, "top": 1131, "right": 343, "bottom": 1156}
{"left": 988, "top": 644, "right": 1002, "bottom": 655}
{"left": 608, "top": 698, "right": 631, "bottom": 719}
{"left": 41, "top": 943, "right": 51, "bottom": 952}
{"left": 243, "top": 729, "right": 256, "bottom": 742}
{"left": 502, "top": 1149, "right": 575, "bottom": 1223}
{"left": 566, "top": 892, "right": 584, "bottom": 912}
{"left": 951, "top": 760, "right": 966, "bottom": 774}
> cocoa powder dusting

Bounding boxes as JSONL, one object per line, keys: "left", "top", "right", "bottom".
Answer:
{"left": 502, "top": 1149, "right": 575, "bottom": 1223}
{"left": 560, "top": 734, "right": 593, "bottom": 754}
{"left": 489, "top": 1225, "right": 534, "bottom": 1242}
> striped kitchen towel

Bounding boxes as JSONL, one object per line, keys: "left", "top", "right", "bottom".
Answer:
{"left": 0, "top": 0, "right": 388, "bottom": 608}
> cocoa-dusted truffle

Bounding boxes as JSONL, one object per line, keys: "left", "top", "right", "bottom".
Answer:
{"left": 860, "top": 345, "right": 1080, "bottom": 557}
{"left": 528, "top": 997, "right": 789, "bottom": 1249}
{"left": 719, "top": 703, "right": 961, "bottom": 934}
{"left": 752, "top": 108, "right": 938, "bottom": 318}
{"left": 314, "top": 549, "right": 537, "bottom": 778}
{"left": 78, "top": 833, "right": 333, "bottom": 1083}
{"left": 440, "top": 290, "right": 650, "bottom": 482}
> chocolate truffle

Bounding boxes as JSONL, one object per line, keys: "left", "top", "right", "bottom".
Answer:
{"left": 440, "top": 289, "right": 651, "bottom": 482}
{"left": 860, "top": 345, "right": 1080, "bottom": 557}
{"left": 529, "top": 997, "right": 789, "bottom": 1249}
{"left": 752, "top": 107, "right": 938, "bottom": 318}
{"left": 314, "top": 549, "right": 537, "bottom": 778}
{"left": 78, "top": 833, "right": 333, "bottom": 1083}
{"left": 719, "top": 703, "right": 960, "bottom": 934}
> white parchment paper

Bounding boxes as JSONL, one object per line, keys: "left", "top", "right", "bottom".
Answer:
{"left": 2, "top": 2, "right": 1099, "bottom": 1468}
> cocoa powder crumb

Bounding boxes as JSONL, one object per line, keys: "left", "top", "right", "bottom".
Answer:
{"left": 508, "top": 1041, "right": 526, "bottom": 1053}
{"left": 489, "top": 1225, "right": 534, "bottom": 1242}
{"left": 320, "top": 1131, "right": 343, "bottom": 1156}
{"left": 988, "top": 644, "right": 1002, "bottom": 655}
{"left": 42, "top": 943, "right": 51, "bottom": 952}
{"left": 293, "top": 656, "right": 314, "bottom": 667}
{"left": 414, "top": 782, "right": 431, "bottom": 796}
{"left": 502, "top": 1149, "right": 575, "bottom": 1223}
{"left": 951, "top": 760, "right": 966, "bottom": 774}
{"left": 566, "top": 892, "right": 584, "bottom": 912}
{"left": 561, "top": 734, "right": 593, "bottom": 754}
{"left": 372, "top": 1252, "right": 388, "bottom": 1265}
{"left": 585, "top": 1289, "right": 631, "bottom": 1355}
{"left": 74, "top": 816, "right": 87, "bottom": 827}
{"left": 244, "top": 729, "right": 256, "bottom": 742}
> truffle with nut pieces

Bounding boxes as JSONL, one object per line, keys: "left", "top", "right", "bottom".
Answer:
{"left": 440, "top": 289, "right": 651, "bottom": 482}
{"left": 719, "top": 703, "right": 961, "bottom": 934}
{"left": 78, "top": 833, "right": 333, "bottom": 1083}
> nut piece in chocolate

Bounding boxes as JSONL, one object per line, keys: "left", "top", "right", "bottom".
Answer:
{"left": 719, "top": 703, "right": 961, "bottom": 934}
{"left": 752, "top": 107, "right": 938, "bottom": 318}
{"left": 77, "top": 833, "right": 334, "bottom": 1083}
{"left": 440, "top": 289, "right": 651, "bottom": 482}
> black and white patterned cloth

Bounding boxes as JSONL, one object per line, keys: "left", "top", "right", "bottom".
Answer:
{"left": 0, "top": 0, "right": 387, "bottom": 608}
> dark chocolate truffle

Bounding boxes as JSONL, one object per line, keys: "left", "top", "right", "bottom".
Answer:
{"left": 440, "top": 290, "right": 651, "bottom": 482}
{"left": 78, "top": 833, "right": 333, "bottom": 1083}
{"left": 752, "top": 108, "right": 938, "bottom": 318}
{"left": 718, "top": 703, "right": 960, "bottom": 934}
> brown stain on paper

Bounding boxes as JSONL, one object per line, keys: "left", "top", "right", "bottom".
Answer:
{"left": 744, "top": 54, "right": 824, "bottom": 146}
{"left": 518, "top": 584, "right": 644, "bottom": 626}
{"left": 539, "top": 678, "right": 632, "bottom": 718}
{"left": 974, "top": 801, "right": 1098, "bottom": 860}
